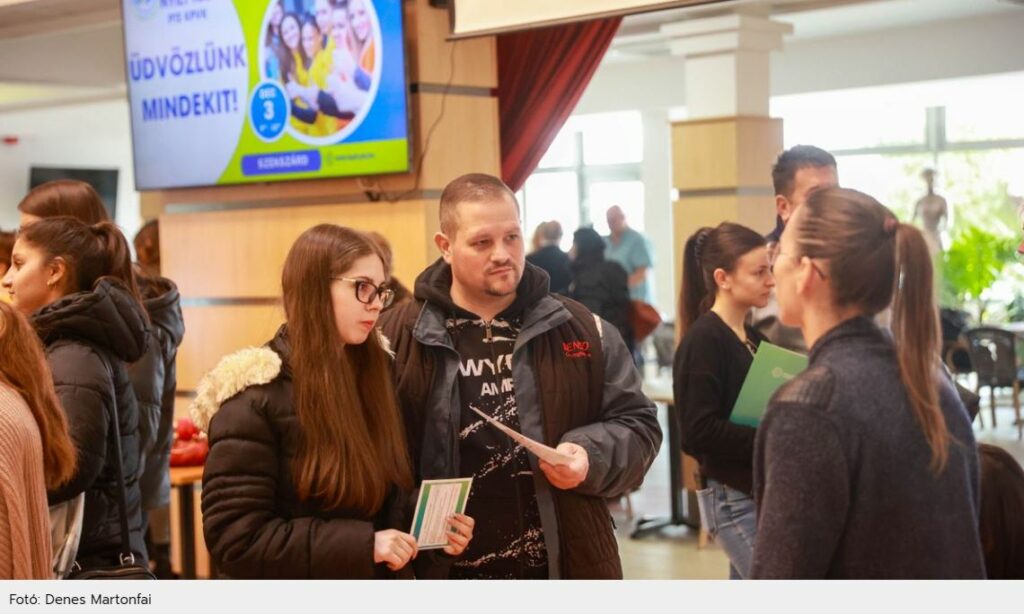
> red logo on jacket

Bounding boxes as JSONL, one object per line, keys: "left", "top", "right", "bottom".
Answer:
{"left": 563, "top": 340, "right": 591, "bottom": 358}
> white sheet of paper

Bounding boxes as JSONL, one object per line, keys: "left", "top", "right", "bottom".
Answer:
{"left": 410, "top": 478, "right": 473, "bottom": 550}
{"left": 468, "top": 406, "right": 573, "bottom": 466}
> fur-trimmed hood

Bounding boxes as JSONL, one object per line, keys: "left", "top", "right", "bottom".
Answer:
{"left": 190, "top": 344, "right": 282, "bottom": 434}
{"left": 190, "top": 324, "right": 395, "bottom": 433}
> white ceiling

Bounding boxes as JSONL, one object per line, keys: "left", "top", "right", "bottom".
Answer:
{"left": 0, "top": 0, "right": 1021, "bottom": 108}
{"left": 612, "top": 0, "right": 1022, "bottom": 58}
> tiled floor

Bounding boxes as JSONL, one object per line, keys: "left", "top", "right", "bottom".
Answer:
{"left": 615, "top": 394, "right": 1024, "bottom": 580}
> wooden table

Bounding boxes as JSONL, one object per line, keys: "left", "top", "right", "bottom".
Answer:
{"left": 633, "top": 377, "right": 702, "bottom": 539}
{"left": 169, "top": 465, "right": 204, "bottom": 579}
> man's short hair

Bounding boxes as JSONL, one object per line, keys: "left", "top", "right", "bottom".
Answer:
{"left": 539, "top": 220, "right": 563, "bottom": 243}
{"left": 771, "top": 145, "right": 837, "bottom": 198}
{"left": 439, "top": 173, "right": 519, "bottom": 237}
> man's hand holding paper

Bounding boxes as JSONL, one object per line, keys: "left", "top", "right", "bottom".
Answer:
{"left": 539, "top": 442, "right": 589, "bottom": 490}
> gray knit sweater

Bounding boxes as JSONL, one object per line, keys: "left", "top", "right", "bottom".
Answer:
{"left": 751, "top": 317, "right": 984, "bottom": 579}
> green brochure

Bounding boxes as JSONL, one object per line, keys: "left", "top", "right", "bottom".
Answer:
{"left": 410, "top": 478, "right": 473, "bottom": 550}
{"left": 730, "top": 342, "right": 808, "bottom": 427}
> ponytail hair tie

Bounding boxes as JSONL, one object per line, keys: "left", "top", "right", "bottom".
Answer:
{"left": 694, "top": 229, "right": 710, "bottom": 268}
{"left": 884, "top": 216, "right": 899, "bottom": 236}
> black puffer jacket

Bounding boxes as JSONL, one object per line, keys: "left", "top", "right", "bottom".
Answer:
{"left": 198, "top": 327, "right": 451, "bottom": 579}
{"left": 569, "top": 260, "right": 634, "bottom": 352}
{"left": 35, "top": 279, "right": 150, "bottom": 569}
{"left": 127, "top": 275, "right": 185, "bottom": 511}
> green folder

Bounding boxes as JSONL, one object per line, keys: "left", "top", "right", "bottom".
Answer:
{"left": 730, "top": 342, "right": 809, "bottom": 427}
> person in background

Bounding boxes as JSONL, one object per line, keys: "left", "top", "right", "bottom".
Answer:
{"left": 0, "top": 302, "right": 77, "bottom": 579}
{"left": 568, "top": 227, "right": 632, "bottom": 352}
{"left": 752, "top": 187, "right": 983, "bottom": 578}
{"left": 977, "top": 443, "right": 1024, "bottom": 578}
{"left": 367, "top": 231, "right": 412, "bottom": 310}
{"left": 17, "top": 180, "right": 110, "bottom": 228}
{"left": 263, "top": 0, "right": 285, "bottom": 81}
{"left": 378, "top": 173, "right": 661, "bottom": 579}
{"left": 345, "top": 0, "right": 375, "bottom": 91}
{"left": 129, "top": 219, "right": 185, "bottom": 580}
{"left": 526, "top": 221, "right": 572, "bottom": 295}
{"left": 196, "top": 225, "right": 473, "bottom": 578}
{"left": 673, "top": 223, "right": 774, "bottom": 579}
{"left": 753, "top": 145, "right": 838, "bottom": 353}
{"left": 0, "top": 231, "right": 14, "bottom": 304}
{"left": 604, "top": 205, "right": 654, "bottom": 303}
{"left": 133, "top": 220, "right": 160, "bottom": 278}
{"left": 3, "top": 218, "right": 150, "bottom": 572}
{"left": 278, "top": 12, "right": 320, "bottom": 133}
{"left": 314, "top": 0, "right": 335, "bottom": 50}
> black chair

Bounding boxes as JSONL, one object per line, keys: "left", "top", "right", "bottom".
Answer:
{"left": 651, "top": 321, "right": 676, "bottom": 375}
{"left": 964, "top": 327, "right": 1023, "bottom": 439}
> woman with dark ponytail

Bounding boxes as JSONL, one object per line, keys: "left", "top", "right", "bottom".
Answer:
{"left": 2, "top": 217, "right": 150, "bottom": 572}
{"left": 752, "top": 187, "right": 983, "bottom": 578}
{"left": 673, "top": 222, "right": 775, "bottom": 579}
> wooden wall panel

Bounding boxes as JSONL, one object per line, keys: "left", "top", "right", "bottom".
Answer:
{"left": 161, "top": 199, "right": 441, "bottom": 299}
{"left": 407, "top": 0, "right": 497, "bottom": 88}
{"left": 176, "top": 305, "right": 284, "bottom": 392}
{"left": 671, "top": 116, "right": 782, "bottom": 191}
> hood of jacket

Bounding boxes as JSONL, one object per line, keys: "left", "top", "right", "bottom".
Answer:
{"left": 32, "top": 278, "right": 150, "bottom": 364}
{"left": 138, "top": 274, "right": 185, "bottom": 348}
{"left": 189, "top": 325, "right": 287, "bottom": 434}
{"left": 413, "top": 257, "right": 551, "bottom": 319}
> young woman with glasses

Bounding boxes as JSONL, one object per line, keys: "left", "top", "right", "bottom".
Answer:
{"left": 194, "top": 225, "right": 474, "bottom": 578}
{"left": 751, "top": 187, "right": 983, "bottom": 578}
{"left": 673, "top": 222, "right": 775, "bottom": 579}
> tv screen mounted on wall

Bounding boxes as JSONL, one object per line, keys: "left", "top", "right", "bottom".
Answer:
{"left": 121, "top": 0, "right": 411, "bottom": 190}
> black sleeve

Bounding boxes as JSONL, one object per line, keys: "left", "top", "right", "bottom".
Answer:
{"left": 47, "top": 347, "right": 111, "bottom": 505}
{"left": 316, "top": 90, "right": 355, "bottom": 120}
{"left": 291, "top": 104, "right": 317, "bottom": 125}
{"left": 201, "top": 391, "right": 379, "bottom": 579}
{"left": 672, "top": 332, "right": 756, "bottom": 462}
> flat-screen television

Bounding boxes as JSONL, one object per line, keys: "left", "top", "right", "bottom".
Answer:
{"left": 121, "top": 0, "right": 410, "bottom": 190}
{"left": 29, "top": 167, "right": 119, "bottom": 220}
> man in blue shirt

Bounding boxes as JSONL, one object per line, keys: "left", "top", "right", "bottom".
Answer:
{"left": 604, "top": 205, "right": 654, "bottom": 303}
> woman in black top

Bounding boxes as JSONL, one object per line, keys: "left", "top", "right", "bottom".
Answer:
{"left": 673, "top": 222, "right": 774, "bottom": 579}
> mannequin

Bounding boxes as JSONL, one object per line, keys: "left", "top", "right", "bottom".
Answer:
{"left": 913, "top": 168, "right": 948, "bottom": 256}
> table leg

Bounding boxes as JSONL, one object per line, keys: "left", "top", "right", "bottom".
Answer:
{"left": 178, "top": 483, "right": 196, "bottom": 579}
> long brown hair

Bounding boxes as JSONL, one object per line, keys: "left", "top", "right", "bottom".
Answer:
{"left": 18, "top": 217, "right": 143, "bottom": 308}
{"left": 795, "top": 187, "right": 949, "bottom": 472}
{"left": 18, "top": 180, "right": 110, "bottom": 225}
{"left": 282, "top": 224, "right": 412, "bottom": 515}
{"left": 0, "top": 302, "right": 77, "bottom": 489}
{"left": 679, "top": 222, "right": 766, "bottom": 335}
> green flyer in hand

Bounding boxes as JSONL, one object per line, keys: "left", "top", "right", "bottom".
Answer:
{"left": 410, "top": 478, "right": 473, "bottom": 550}
{"left": 730, "top": 342, "right": 808, "bottom": 427}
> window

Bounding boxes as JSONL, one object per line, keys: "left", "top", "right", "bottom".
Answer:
{"left": 521, "top": 111, "right": 644, "bottom": 252}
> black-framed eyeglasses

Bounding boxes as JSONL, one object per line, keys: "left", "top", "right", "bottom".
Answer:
{"left": 334, "top": 277, "right": 395, "bottom": 308}
{"left": 768, "top": 250, "right": 827, "bottom": 279}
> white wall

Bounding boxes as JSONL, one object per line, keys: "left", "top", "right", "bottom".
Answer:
{"left": 573, "top": 9, "right": 1024, "bottom": 317}
{"left": 0, "top": 97, "right": 140, "bottom": 237}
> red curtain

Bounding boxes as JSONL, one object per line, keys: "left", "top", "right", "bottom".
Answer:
{"left": 497, "top": 18, "right": 623, "bottom": 192}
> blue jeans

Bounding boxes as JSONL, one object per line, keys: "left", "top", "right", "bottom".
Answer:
{"left": 696, "top": 479, "right": 757, "bottom": 579}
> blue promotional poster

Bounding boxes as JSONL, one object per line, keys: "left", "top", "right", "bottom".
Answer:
{"left": 122, "top": 0, "right": 410, "bottom": 190}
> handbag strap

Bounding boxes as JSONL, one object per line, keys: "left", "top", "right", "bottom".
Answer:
{"left": 100, "top": 351, "right": 136, "bottom": 566}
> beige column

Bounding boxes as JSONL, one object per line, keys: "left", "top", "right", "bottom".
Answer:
{"left": 663, "top": 13, "right": 791, "bottom": 288}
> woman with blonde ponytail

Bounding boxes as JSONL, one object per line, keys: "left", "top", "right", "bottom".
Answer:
{"left": 751, "top": 187, "right": 984, "bottom": 578}
{"left": 2, "top": 217, "right": 150, "bottom": 573}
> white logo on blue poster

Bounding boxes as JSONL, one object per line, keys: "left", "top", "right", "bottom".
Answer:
{"left": 132, "top": 0, "right": 159, "bottom": 20}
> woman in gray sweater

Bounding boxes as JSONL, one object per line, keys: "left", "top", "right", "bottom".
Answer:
{"left": 753, "top": 187, "right": 984, "bottom": 579}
